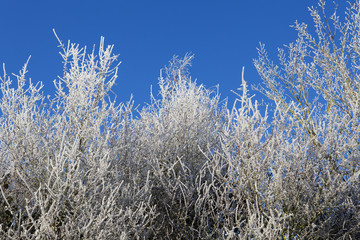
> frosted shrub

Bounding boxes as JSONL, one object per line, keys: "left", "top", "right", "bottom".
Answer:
{"left": 1, "top": 0, "right": 360, "bottom": 239}
{"left": 253, "top": 0, "right": 360, "bottom": 238}
{"left": 134, "top": 54, "right": 228, "bottom": 238}
{"left": 0, "top": 35, "right": 155, "bottom": 239}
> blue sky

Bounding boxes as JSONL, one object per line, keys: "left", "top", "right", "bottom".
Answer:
{"left": 0, "top": 0, "right": 343, "bottom": 108}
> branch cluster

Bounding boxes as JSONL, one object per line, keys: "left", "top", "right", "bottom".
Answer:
{"left": 1, "top": 1, "right": 360, "bottom": 239}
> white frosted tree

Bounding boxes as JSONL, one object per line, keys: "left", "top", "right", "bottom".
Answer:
{"left": 253, "top": 0, "right": 360, "bottom": 238}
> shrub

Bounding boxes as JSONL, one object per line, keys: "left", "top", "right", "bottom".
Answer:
{"left": 1, "top": 1, "right": 360, "bottom": 239}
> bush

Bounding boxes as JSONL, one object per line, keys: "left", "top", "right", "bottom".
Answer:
{"left": 1, "top": 1, "right": 360, "bottom": 239}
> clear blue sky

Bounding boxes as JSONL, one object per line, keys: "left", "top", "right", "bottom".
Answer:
{"left": 0, "top": 0, "right": 345, "bottom": 108}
